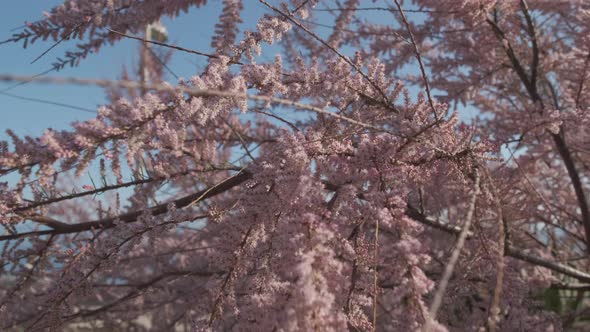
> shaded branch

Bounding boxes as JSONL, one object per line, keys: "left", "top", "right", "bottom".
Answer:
{"left": 519, "top": 0, "right": 540, "bottom": 92}
{"left": 406, "top": 205, "right": 590, "bottom": 283}
{"left": 486, "top": 12, "right": 590, "bottom": 254}
{"left": 0, "top": 170, "right": 252, "bottom": 241}
{"left": 108, "top": 29, "right": 242, "bottom": 65}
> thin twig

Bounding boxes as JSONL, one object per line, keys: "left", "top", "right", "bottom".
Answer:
{"left": 392, "top": 0, "right": 438, "bottom": 121}
{"left": 109, "top": 29, "right": 242, "bottom": 65}
{"left": 312, "top": 7, "right": 460, "bottom": 14}
{"left": 12, "top": 168, "right": 221, "bottom": 213}
{"left": 0, "top": 91, "right": 95, "bottom": 113}
{"left": 208, "top": 225, "right": 254, "bottom": 326}
{"left": 224, "top": 120, "right": 256, "bottom": 162}
{"left": 252, "top": 109, "right": 300, "bottom": 132}
{"left": 145, "top": 45, "right": 180, "bottom": 80}
{"left": 30, "top": 23, "right": 85, "bottom": 64}
{"left": 0, "top": 67, "right": 56, "bottom": 93}
{"left": 258, "top": 0, "right": 396, "bottom": 111}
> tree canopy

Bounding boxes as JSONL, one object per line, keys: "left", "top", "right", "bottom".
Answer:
{"left": 1, "top": 0, "right": 590, "bottom": 330}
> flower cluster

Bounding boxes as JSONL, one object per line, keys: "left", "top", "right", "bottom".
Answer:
{"left": 1, "top": 0, "right": 588, "bottom": 330}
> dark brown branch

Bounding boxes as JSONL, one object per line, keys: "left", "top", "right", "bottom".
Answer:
{"left": 550, "top": 133, "right": 590, "bottom": 254}
{"left": 14, "top": 167, "right": 239, "bottom": 214}
{"left": 0, "top": 170, "right": 252, "bottom": 241}
{"left": 108, "top": 29, "right": 243, "bottom": 65}
{"left": 519, "top": 0, "right": 540, "bottom": 92}
{"left": 486, "top": 16, "right": 541, "bottom": 102}
{"left": 505, "top": 246, "right": 590, "bottom": 282}
{"left": 405, "top": 204, "right": 471, "bottom": 236}
{"left": 487, "top": 12, "right": 590, "bottom": 254}
{"left": 26, "top": 215, "right": 70, "bottom": 230}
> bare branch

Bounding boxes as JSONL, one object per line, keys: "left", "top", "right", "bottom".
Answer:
{"left": 108, "top": 29, "right": 242, "bottom": 65}
{"left": 425, "top": 168, "right": 480, "bottom": 330}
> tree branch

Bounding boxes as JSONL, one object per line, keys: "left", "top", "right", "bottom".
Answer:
{"left": 406, "top": 205, "right": 590, "bottom": 283}
{"left": 519, "top": 0, "right": 540, "bottom": 92}
{"left": 425, "top": 168, "right": 480, "bottom": 330}
{"left": 258, "top": 0, "right": 397, "bottom": 111}
{"left": 392, "top": 0, "right": 439, "bottom": 121}
{"left": 0, "top": 170, "right": 252, "bottom": 241}
{"left": 487, "top": 12, "right": 590, "bottom": 254}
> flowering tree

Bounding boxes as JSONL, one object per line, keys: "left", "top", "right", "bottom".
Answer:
{"left": 1, "top": 0, "right": 590, "bottom": 330}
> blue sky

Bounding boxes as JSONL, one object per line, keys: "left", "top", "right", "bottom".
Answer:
{"left": 0, "top": 1, "right": 473, "bottom": 142}
{"left": 0, "top": 1, "right": 268, "bottom": 140}
{"left": 0, "top": 0, "right": 276, "bottom": 232}
{"left": 0, "top": 1, "right": 482, "bottom": 228}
